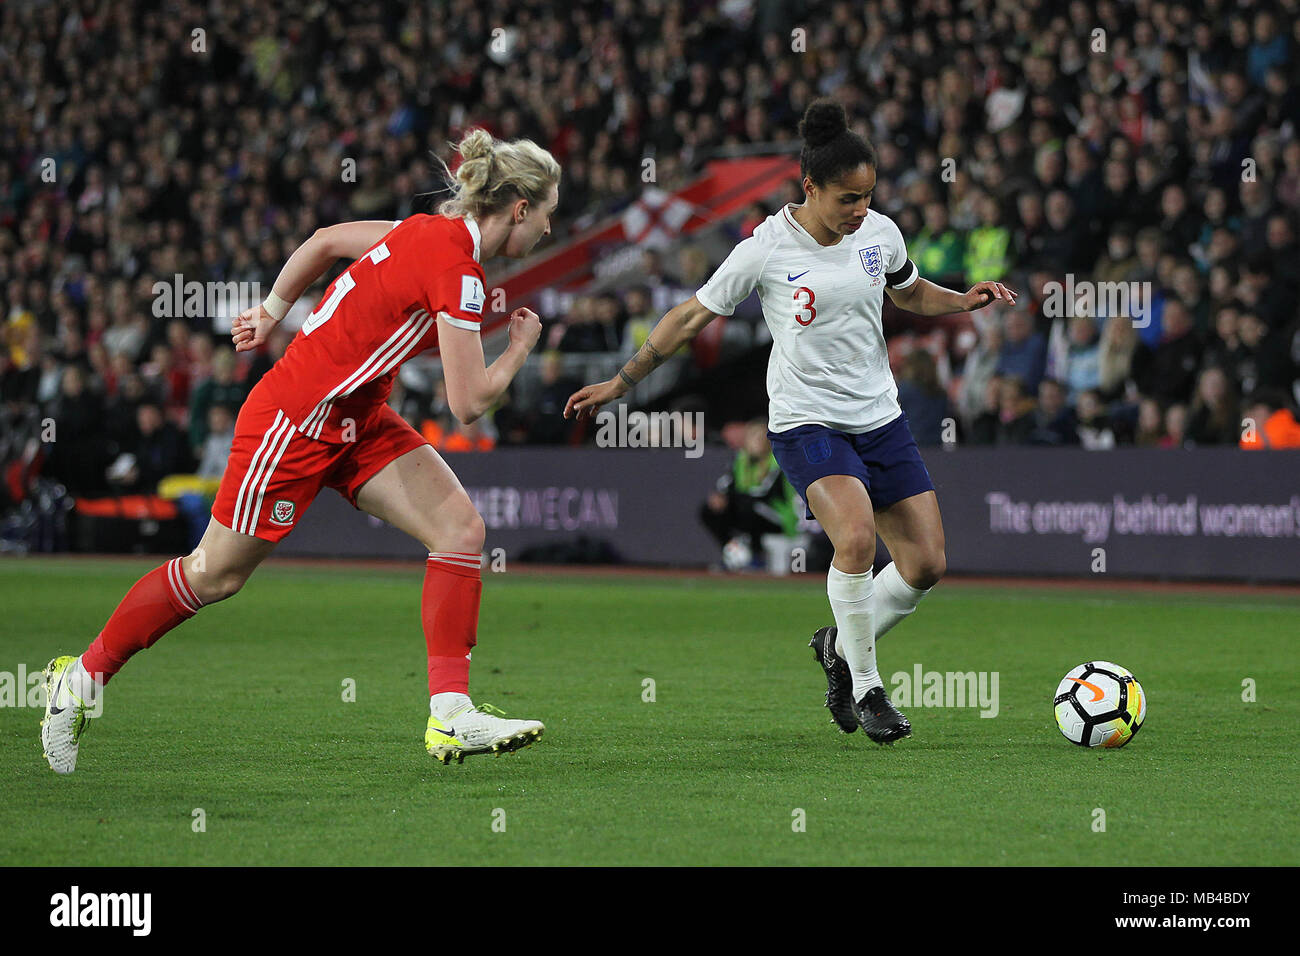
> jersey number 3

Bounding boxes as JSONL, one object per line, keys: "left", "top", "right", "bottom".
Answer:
{"left": 793, "top": 286, "right": 817, "bottom": 326}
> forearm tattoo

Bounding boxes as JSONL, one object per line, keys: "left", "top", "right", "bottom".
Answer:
{"left": 618, "top": 339, "right": 668, "bottom": 388}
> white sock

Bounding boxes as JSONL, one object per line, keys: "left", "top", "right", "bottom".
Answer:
{"left": 834, "top": 562, "right": 931, "bottom": 656}
{"left": 429, "top": 692, "right": 472, "bottom": 721}
{"left": 827, "top": 565, "right": 879, "bottom": 700}
{"left": 871, "top": 562, "right": 931, "bottom": 640}
{"left": 64, "top": 657, "right": 102, "bottom": 707}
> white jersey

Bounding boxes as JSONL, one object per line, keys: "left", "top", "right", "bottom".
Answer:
{"left": 695, "top": 204, "right": 919, "bottom": 434}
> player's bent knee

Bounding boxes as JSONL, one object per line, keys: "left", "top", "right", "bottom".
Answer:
{"left": 426, "top": 498, "right": 485, "bottom": 555}
{"left": 912, "top": 550, "right": 947, "bottom": 589}
{"left": 187, "top": 569, "right": 248, "bottom": 605}
{"left": 832, "top": 529, "right": 877, "bottom": 573}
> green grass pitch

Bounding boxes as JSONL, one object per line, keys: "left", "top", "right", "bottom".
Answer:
{"left": 2, "top": 557, "right": 1296, "bottom": 866}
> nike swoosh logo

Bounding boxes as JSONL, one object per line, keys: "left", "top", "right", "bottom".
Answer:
{"left": 430, "top": 727, "right": 456, "bottom": 738}
{"left": 1068, "top": 677, "right": 1106, "bottom": 702}
{"left": 48, "top": 672, "right": 65, "bottom": 715}
{"left": 787, "top": 271, "right": 809, "bottom": 282}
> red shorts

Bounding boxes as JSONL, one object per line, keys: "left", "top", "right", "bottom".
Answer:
{"left": 212, "top": 384, "right": 428, "bottom": 542}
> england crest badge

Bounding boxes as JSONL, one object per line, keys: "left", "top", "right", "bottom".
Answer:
{"left": 860, "top": 245, "right": 883, "bottom": 277}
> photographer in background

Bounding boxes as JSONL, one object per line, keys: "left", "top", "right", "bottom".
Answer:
{"left": 700, "top": 420, "right": 800, "bottom": 571}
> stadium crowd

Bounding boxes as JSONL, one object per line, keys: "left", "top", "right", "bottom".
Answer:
{"left": 3, "top": 0, "right": 1300, "bottom": 525}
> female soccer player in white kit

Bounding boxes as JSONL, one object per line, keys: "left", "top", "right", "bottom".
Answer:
{"left": 566, "top": 99, "right": 1016, "bottom": 743}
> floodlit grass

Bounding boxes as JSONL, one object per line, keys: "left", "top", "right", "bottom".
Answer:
{"left": 3, "top": 558, "right": 1296, "bottom": 865}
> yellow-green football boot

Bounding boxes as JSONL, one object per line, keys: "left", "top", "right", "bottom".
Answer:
{"left": 425, "top": 702, "right": 544, "bottom": 764}
{"left": 40, "top": 655, "right": 101, "bottom": 774}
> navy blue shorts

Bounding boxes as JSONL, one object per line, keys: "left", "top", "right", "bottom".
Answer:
{"left": 768, "top": 414, "right": 935, "bottom": 519}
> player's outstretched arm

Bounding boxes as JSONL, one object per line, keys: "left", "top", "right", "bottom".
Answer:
{"left": 439, "top": 308, "right": 542, "bottom": 424}
{"left": 231, "top": 220, "right": 399, "bottom": 352}
{"left": 563, "top": 296, "right": 718, "bottom": 420}
{"left": 885, "top": 277, "right": 1017, "bottom": 316}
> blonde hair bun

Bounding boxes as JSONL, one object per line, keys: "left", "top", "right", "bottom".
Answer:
{"left": 439, "top": 129, "right": 560, "bottom": 221}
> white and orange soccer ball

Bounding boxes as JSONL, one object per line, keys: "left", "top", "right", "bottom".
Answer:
{"left": 1054, "top": 661, "right": 1146, "bottom": 748}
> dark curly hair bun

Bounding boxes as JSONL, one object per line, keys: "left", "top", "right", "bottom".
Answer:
{"left": 799, "top": 99, "right": 848, "bottom": 149}
{"left": 797, "top": 98, "right": 876, "bottom": 186}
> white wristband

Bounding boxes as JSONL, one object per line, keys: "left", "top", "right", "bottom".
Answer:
{"left": 263, "top": 291, "right": 292, "bottom": 322}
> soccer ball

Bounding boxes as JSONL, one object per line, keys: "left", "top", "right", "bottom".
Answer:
{"left": 1053, "top": 661, "right": 1146, "bottom": 748}
{"left": 721, "top": 537, "right": 753, "bottom": 571}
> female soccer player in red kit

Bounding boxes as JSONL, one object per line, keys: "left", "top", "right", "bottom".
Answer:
{"left": 41, "top": 130, "right": 560, "bottom": 771}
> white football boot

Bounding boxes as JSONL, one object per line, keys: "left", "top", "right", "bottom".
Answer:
{"left": 40, "top": 655, "right": 101, "bottom": 774}
{"left": 425, "top": 702, "right": 544, "bottom": 765}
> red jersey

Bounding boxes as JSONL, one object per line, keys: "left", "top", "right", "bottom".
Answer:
{"left": 261, "top": 214, "right": 487, "bottom": 442}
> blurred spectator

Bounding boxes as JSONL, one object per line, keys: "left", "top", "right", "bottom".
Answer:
{"left": 956, "top": 320, "right": 1002, "bottom": 429}
{"left": 1037, "top": 190, "right": 1087, "bottom": 273}
{"left": 1203, "top": 304, "right": 1244, "bottom": 372}
{"left": 1097, "top": 315, "right": 1149, "bottom": 403}
{"left": 910, "top": 201, "right": 965, "bottom": 287}
{"left": 1092, "top": 223, "right": 1139, "bottom": 285}
{"left": 108, "top": 402, "right": 193, "bottom": 493}
{"left": 1134, "top": 397, "right": 1166, "bottom": 447}
{"left": 1240, "top": 388, "right": 1300, "bottom": 449}
{"left": 1233, "top": 309, "right": 1297, "bottom": 396}
{"left": 524, "top": 351, "right": 581, "bottom": 445}
{"left": 1139, "top": 299, "right": 1202, "bottom": 405}
{"left": 996, "top": 311, "right": 1047, "bottom": 393}
{"left": 618, "top": 287, "right": 661, "bottom": 356}
{"left": 140, "top": 342, "right": 191, "bottom": 424}
{"left": 1185, "top": 367, "right": 1240, "bottom": 446}
{"left": 968, "top": 375, "right": 1002, "bottom": 446}
{"left": 1075, "top": 389, "right": 1116, "bottom": 449}
{"left": 964, "top": 192, "right": 1012, "bottom": 287}
{"left": 555, "top": 296, "right": 620, "bottom": 353}
{"left": 188, "top": 350, "right": 247, "bottom": 453}
{"left": 895, "top": 350, "right": 952, "bottom": 446}
{"left": 995, "top": 376, "right": 1036, "bottom": 445}
{"left": 1028, "top": 378, "right": 1077, "bottom": 446}
{"left": 42, "top": 365, "right": 110, "bottom": 495}
{"left": 101, "top": 314, "right": 148, "bottom": 363}
{"left": 1158, "top": 184, "right": 1200, "bottom": 253}
{"left": 1159, "top": 403, "right": 1189, "bottom": 449}
{"left": 1055, "top": 315, "right": 1102, "bottom": 401}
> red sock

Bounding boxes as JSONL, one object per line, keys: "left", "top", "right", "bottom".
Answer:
{"left": 82, "top": 557, "right": 204, "bottom": 683}
{"left": 423, "top": 552, "right": 482, "bottom": 695}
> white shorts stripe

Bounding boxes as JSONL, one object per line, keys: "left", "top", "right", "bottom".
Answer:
{"left": 246, "top": 422, "right": 297, "bottom": 536}
{"left": 240, "top": 416, "right": 296, "bottom": 535}
{"left": 236, "top": 415, "right": 295, "bottom": 534}
{"left": 232, "top": 410, "right": 287, "bottom": 536}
